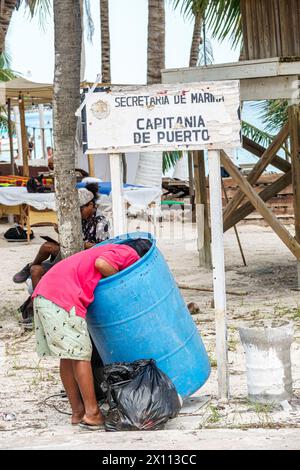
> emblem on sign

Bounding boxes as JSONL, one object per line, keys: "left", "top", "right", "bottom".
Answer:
{"left": 91, "top": 100, "right": 110, "bottom": 119}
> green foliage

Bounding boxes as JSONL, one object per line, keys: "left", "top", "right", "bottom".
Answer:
{"left": 172, "top": 0, "right": 242, "bottom": 50}
{"left": 21, "top": 0, "right": 52, "bottom": 29}
{"left": 21, "top": 0, "right": 95, "bottom": 41}
{"left": 0, "top": 114, "right": 9, "bottom": 132}
{"left": 242, "top": 117, "right": 290, "bottom": 160}
{"left": 206, "top": 0, "right": 241, "bottom": 50}
{"left": 242, "top": 121, "right": 275, "bottom": 148}
{"left": 0, "top": 52, "right": 16, "bottom": 133}
{"left": 0, "top": 52, "right": 15, "bottom": 81}
{"left": 163, "top": 151, "right": 182, "bottom": 174}
{"left": 207, "top": 405, "right": 221, "bottom": 423}
{"left": 172, "top": 0, "right": 208, "bottom": 19}
{"left": 198, "top": 36, "right": 214, "bottom": 65}
{"left": 252, "top": 100, "right": 288, "bottom": 134}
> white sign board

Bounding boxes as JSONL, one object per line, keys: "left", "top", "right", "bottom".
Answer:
{"left": 84, "top": 81, "right": 241, "bottom": 154}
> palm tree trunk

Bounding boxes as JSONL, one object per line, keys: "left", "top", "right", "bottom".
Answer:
{"left": 147, "top": 0, "right": 165, "bottom": 85}
{"left": 0, "top": 0, "right": 17, "bottom": 54}
{"left": 137, "top": 1, "right": 166, "bottom": 195}
{"left": 189, "top": 11, "right": 202, "bottom": 67}
{"left": 100, "top": 0, "right": 111, "bottom": 83}
{"left": 53, "top": 0, "right": 83, "bottom": 258}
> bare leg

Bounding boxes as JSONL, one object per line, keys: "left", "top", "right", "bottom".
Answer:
{"left": 60, "top": 359, "right": 85, "bottom": 425}
{"left": 30, "top": 265, "right": 46, "bottom": 289}
{"left": 72, "top": 360, "right": 104, "bottom": 425}
{"left": 32, "top": 242, "right": 60, "bottom": 266}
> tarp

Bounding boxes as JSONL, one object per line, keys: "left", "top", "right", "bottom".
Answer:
{"left": 2, "top": 78, "right": 53, "bottom": 105}
{"left": 0, "top": 185, "right": 161, "bottom": 211}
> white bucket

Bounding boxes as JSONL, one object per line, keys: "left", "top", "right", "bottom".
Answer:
{"left": 239, "top": 321, "right": 294, "bottom": 403}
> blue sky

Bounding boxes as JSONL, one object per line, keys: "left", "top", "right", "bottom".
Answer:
{"left": 6, "top": 0, "right": 239, "bottom": 84}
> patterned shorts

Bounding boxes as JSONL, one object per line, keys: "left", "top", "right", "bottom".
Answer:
{"left": 33, "top": 295, "right": 92, "bottom": 361}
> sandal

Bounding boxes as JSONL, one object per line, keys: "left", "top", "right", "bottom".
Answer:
{"left": 78, "top": 421, "right": 105, "bottom": 431}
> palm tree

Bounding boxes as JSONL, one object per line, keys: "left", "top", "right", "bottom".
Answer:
{"left": 100, "top": 0, "right": 110, "bottom": 83}
{"left": 173, "top": 1, "right": 289, "bottom": 150}
{"left": 147, "top": 0, "right": 165, "bottom": 84}
{"left": 173, "top": 0, "right": 242, "bottom": 53}
{"left": 0, "top": 0, "right": 18, "bottom": 54}
{"left": 0, "top": 50, "right": 15, "bottom": 81}
{"left": 172, "top": 0, "right": 206, "bottom": 67}
{"left": 0, "top": 51, "right": 16, "bottom": 131}
{"left": 52, "top": 0, "right": 83, "bottom": 258}
{"left": 135, "top": 0, "right": 166, "bottom": 187}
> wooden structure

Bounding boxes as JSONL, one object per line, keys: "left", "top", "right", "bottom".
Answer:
{"left": 162, "top": 0, "right": 300, "bottom": 400}
{"left": 3, "top": 78, "right": 53, "bottom": 177}
{"left": 241, "top": 0, "right": 300, "bottom": 60}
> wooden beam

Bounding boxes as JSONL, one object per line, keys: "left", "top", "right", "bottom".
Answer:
{"left": 162, "top": 58, "right": 300, "bottom": 82}
{"left": 109, "top": 153, "right": 126, "bottom": 237}
{"left": 221, "top": 150, "right": 300, "bottom": 260}
{"left": 223, "top": 123, "right": 289, "bottom": 223}
{"left": 19, "top": 95, "right": 29, "bottom": 177}
{"left": 7, "top": 99, "right": 15, "bottom": 175}
{"left": 188, "top": 151, "right": 195, "bottom": 221}
{"left": 208, "top": 149, "right": 229, "bottom": 400}
{"left": 38, "top": 104, "right": 47, "bottom": 160}
{"left": 122, "top": 153, "right": 127, "bottom": 184}
{"left": 243, "top": 136, "right": 291, "bottom": 173}
{"left": 193, "top": 150, "right": 212, "bottom": 269}
{"left": 221, "top": 177, "right": 247, "bottom": 266}
{"left": 289, "top": 105, "right": 300, "bottom": 286}
{"left": 87, "top": 154, "right": 95, "bottom": 177}
{"left": 224, "top": 170, "right": 292, "bottom": 232}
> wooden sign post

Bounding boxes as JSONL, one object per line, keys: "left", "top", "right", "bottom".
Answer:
{"left": 109, "top": 153, "right": 126, "bottom": 237}
{"left": 84, "top": 81, "right": 241, "bottom": 399}
{"left": 208, "top": 149, "right": 229, "bottom": 398}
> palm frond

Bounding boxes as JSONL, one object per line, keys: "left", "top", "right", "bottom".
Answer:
{"left": 252, "top": 100, "right": 288, "bottom": 134}
{"left": 242, "top": 120, "right": 291, "bottom": 159}
{"left": 205, "top": 0, "right": 242, "bottom": 50}
{"left": 171, "top": 0, "right": 209, "bottom": 20}
{"left": 198, "top": 36, "right": 214, "bottom": 65}
{"left": 84, "top": 0, "right": 95, "bottom": 43}
{"left": 242, "top": 120, "right": 276, "bottom": 148}
{"left": 0, "top": 50, "right": 12, "bottom": 68}
{"left": 163, "top": 151, "right": 182, "bottom": 174}
{"left": 0, "top": 52, "right": 16, "bottom": 81}
{"left": 22, "top": 0, "right": 51, "bottom": 29}
{"left": 172, "top": 0, "right": 242, "bottom": 50}
{"left": 0, "top": 109, "right": 9, "bottom": 132}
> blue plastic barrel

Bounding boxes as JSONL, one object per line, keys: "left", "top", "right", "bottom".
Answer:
{"left": 87, "top": 232, "right": 211, "bottom": 398}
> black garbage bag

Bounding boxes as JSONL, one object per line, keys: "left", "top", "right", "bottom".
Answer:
{"left": 102, "top": 359, "right": 182, "bottom": 432}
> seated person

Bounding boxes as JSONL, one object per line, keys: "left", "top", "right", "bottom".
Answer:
{"left": 14, "top": 183, "right": 110, "bottom": 324}
{"left": 32, "top": 239, "right": 151, "bottom": 429}
{"left": 13, "top": 183, "right": 110, "bottom": 289}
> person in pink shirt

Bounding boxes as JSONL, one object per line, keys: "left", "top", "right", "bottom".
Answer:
{"left": 31, "top": 241, "right": 150, "bottom": 430}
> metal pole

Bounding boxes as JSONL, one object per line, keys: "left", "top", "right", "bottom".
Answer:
{"left": 7, "top": 99, "right": 15, "bottom": 175}
{"left": 33, "top": 127, "right": 37, "bottom": 159}
{"left": 19, "top": 95, "right": 29, "bottom": 177}
{"left": 13, "top": 105, "right": 22, "bottom": 162}
{"left": 38, "top": 104, "right": 47, "bottom": 159}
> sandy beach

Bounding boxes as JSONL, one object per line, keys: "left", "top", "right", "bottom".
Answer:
{"left": 0, "top": 218, "right": 300, "bottom": 450}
